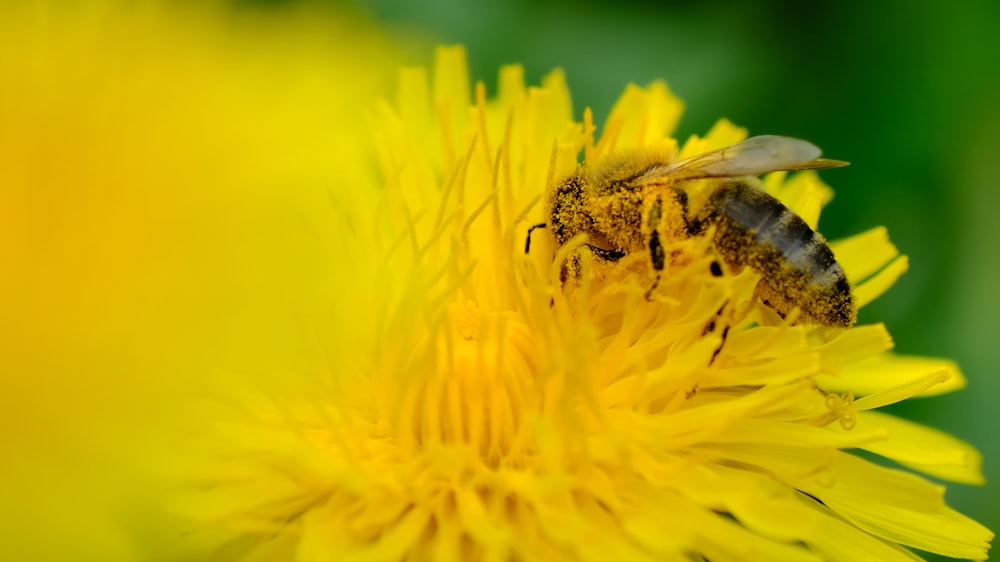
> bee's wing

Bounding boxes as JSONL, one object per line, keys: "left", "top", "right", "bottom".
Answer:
{"left": 642, "top": 135, "right": 847, "bottom": 183}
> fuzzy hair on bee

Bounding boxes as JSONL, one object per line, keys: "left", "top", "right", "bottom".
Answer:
{"left": 532, "top": 135, "right": 856, "bottom": 327}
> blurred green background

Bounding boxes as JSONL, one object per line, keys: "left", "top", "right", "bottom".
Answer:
{"left": 272, "top": 0, "right": 1000, "bottom": 555}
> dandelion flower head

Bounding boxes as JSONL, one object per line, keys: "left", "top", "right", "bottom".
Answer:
{"left": 179, "top": 46, "right": 993, "bottom": 561}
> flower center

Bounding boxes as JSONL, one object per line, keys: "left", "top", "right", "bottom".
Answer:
{"left": 398, "top": 300, "right": 538, "bottom": 468}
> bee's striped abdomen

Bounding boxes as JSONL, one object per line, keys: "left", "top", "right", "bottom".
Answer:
{"left": 697, "top": 182, "right": 856, "bottom": 327}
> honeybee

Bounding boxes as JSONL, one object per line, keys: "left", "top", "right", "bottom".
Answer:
{"left": 533, "top": 135, "right": 856, "bottom": 327}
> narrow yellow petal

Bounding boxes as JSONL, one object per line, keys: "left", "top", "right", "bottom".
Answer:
{"left": 829, "top": 226, "right": 900, "bottom": 281}
{"left": 799, "top": 497, "right": 927, "bottom": 562}
{"left": 679, "top": 118, "right": 748, "bottom": 157}
{"left": 835, "top": 501, "right": 993, "bottom": 560}
{"left": 796, "top": 451, "right": 947, "bottom": 515}
{"left": 854, "top": 410, "right": 985, "bottom": 484}
{"left": 602, "top": 81, "right": 685, "bottom": 152}
{"left": 817, "top": 353, "right": 966, "bottom": 397}
{"left": 817, "top": 323, "right": 895, "bottom": 372}
{"left": 432, "top": 45, "right": 472, "bottom": 165}
{"left": 856, "top": 255, "right": 910, "bottom": 309}
{"left": 694, "top": 511, "right": 823, "bottom": 562}
{"left": 712, "top": 419, "right": 888, "bottom": 450}
{"left": 853, "top": 370, "right": 954, "bottom": 411}
{"left": 763, "top": 170, "right": 835, "bottom": 230}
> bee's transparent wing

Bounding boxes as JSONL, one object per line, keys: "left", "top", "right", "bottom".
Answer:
{"left": 643, "top": 135, "right": 847, "bottom": 183}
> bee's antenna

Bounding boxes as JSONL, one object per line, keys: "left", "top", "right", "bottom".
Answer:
{"left": 525, "top": 223, "right": 547, "bottom": 254}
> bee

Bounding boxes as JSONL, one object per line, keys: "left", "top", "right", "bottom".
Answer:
{"left": 531, "top": 135, "right": 855, "bottom": 327}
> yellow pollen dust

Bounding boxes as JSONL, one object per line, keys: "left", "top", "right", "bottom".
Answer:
{"left": 449, "top": 300, "right": 482, "bottom": 341}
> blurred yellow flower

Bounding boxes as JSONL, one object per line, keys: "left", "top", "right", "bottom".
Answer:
{"left": 1, "top": 1, "right": 991, "bottom": 559}
{"left": 0, "top": 1, "right": 394, "bottom": 559}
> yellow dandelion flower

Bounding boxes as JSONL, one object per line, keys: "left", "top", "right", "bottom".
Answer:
{"left": 172, "top": 46, "right": 992, "bottom": 561}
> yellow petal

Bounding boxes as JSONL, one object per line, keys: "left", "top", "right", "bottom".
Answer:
{"left": 854, "top": 410, "right": 985, "bottom": 485}
{"left": 789, "top": 452, "right": 992, "bottom": 559}
{"left": 854, "top": 255, "right": 910, "bottom": 309}
{"left": 817, "top": 323, "right": 895, "bottom": 372}
{"left": 798, "top": 497, "right": 929, "bottom": 562}
{"left": 763, "top": 171, "right": 835, "bottom": 230}
{"left": 679, "top": 117, "right": 748, "bottom": 157}
{"left": 852, "top": 371, "right": 953, "bottom": 411}
{"left": 432, "top": 45, "right": 472, "bottom": 162}
{"left": 836, "top": 501, "right": 993, "bottom": 560}
{"left": 299, "top": 501, "right": 420, "bottom": 562}
{"left": 817, "top": 353, "right": 966, "bottom": 397}
{"left": 600, "top": 81, "right": 685, "bottom": 152}
{"left": 693, "top": 510, "right": 822, "bottom": 562}
{"left": 798, "top": 451, "right": 945, "bottom": 511}
{"left": 829, "top": 226, "right": 900, "bottom": 281}
{"left": 828, "top": 227, "right": 909, "bottom": 308}
{"left": 712, "top": 419, "right": 888, "bottom": 450}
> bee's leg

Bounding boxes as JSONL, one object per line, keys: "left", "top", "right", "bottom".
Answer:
{"left": 686, "top": 185, "right": 717, "bottom": 238}
{"left": 710, "top": 325, "right": 730, "bottom": 366}
{"left": 697, "top": 258, "right": 737, "bottom": 365}
{"left": 644, "top": 196, "right": 666, "bottom": 300}
{"left": 643, "top": 232, "right": 665, "bottom": 300}
{"left": 691, "top": 193, "right": 731, "bottom": 360}
{"left": 524, "top": 223, "right": 547, "bottom": 254}
{"left": 703, "top": 298, "right": 731, "bottom": 366}
{"left": 588, "top": 245, "right": 625, "bottom": 261}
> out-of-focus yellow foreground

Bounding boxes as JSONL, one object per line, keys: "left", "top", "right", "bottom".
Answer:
{"left": 0, "top": 2, "right": 396, "bottom": 559}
